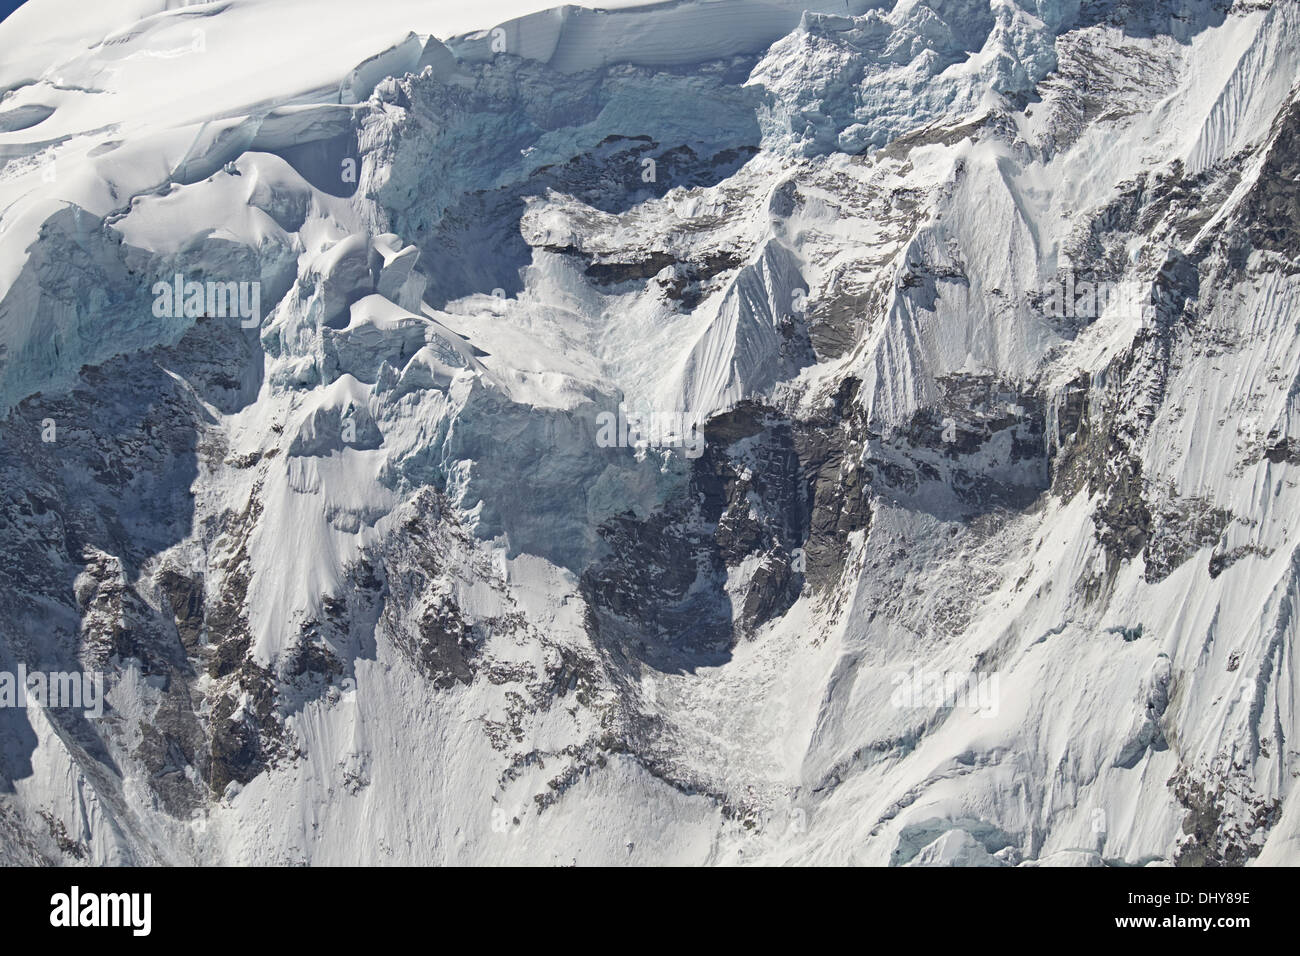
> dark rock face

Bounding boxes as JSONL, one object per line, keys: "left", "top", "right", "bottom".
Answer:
{"left": 578, "top": 372, "right": 1053, "bottom": 667}
{"left": 0, "top": 311, "right": 368, "bottom": 815}
{"left": 208, "top": 664, "right": 280, "bottom": 796}
{"left": 1093, "top": 454, "right": 1152, "bottom": 566}
{"left": 789, "top": 394, "right": 872, "bottom": 594}
{"left": 1143, "top": 497, "right": 1232, "bottom": 584}
{"left": 582, "top": 504, "right": 733, "bottom": 670}
{"left": 1172, "top": 769, "right": 1281, "bottom": 867}
{"left": 578, "top": 402, "right": 803, "bottom": 672}
{"left": 0, "top": 316, "right": 246, "bottom": 818}
{"left": 376, "top": 492, "right": 483, "bottom": 688}
{"left": 876, "top": 374, "right": 1050, "bottom": 517}
{"left": 1263, "top": 437, "right": 1300, "bottom": 464}
{"left": 158, "top": 567, "right": 205, "bottom": 651}
{"left": 1241, "top": 100, "right": 1300, "bottom": 260}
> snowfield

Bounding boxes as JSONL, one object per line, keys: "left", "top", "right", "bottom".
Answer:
{"left": 0, "top": 0, "right": 1298, "bottom": 866}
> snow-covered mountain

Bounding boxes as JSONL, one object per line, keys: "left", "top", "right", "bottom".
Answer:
{"left": 0, "top": 0, "right": 1297, "bottom": 866}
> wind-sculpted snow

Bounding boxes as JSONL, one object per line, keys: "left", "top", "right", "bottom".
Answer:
{"left": 0, "top": 0, "right": 1298, "bottom": 867}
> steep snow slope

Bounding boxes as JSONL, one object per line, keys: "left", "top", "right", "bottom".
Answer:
{"left": 0, "top": 0, "right": 1298, "bottom": 866}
